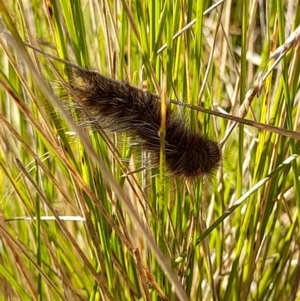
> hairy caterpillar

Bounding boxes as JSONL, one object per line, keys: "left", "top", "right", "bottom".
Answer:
{"left": 64, "top": 66, "right": 221, "bottom": 178}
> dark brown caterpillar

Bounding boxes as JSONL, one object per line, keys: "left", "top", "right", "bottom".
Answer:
{"left": 65, "top": 66, "right": 221, "bottom": 178}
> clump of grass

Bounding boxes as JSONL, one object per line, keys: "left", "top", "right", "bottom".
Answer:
{"left": 0, "top": 1, "right": 300, "bottom": 301}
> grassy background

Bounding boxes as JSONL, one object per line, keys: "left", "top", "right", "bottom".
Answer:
{"left": 0, "top": 0, "right": 300, "bottom": 300}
